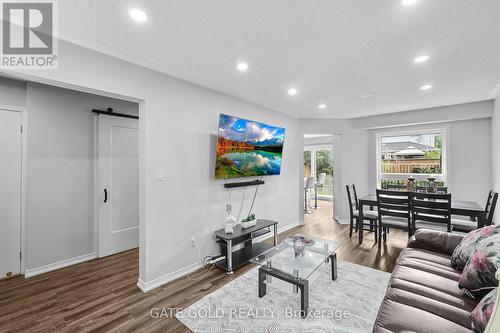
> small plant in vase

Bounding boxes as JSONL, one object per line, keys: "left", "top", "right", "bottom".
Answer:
{"left": 241, "top": 213, "right": 257, "bottom": 228}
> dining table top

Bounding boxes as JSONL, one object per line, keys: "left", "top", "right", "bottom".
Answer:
{"left": 358, "top": 194, "right": 483, "bottom": 212}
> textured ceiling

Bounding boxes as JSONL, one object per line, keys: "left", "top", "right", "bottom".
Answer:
{"left": 58, "top": 0, "right": 500, "bottom": 118}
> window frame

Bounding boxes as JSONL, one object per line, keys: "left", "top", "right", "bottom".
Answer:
{"left": 375, "top": 127, "right": 448, "bottom": 188}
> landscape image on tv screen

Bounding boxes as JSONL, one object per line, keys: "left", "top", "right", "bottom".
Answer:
{"left": 215, "top": 114, "right": 285, "bottom": 179}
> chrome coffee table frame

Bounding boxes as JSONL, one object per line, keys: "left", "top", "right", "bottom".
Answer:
{"left": 251, "top": 237, "right": 341, "bottom": 318}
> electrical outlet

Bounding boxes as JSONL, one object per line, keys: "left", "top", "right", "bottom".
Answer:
{"left": 190, "top": 236, "right": 196, "bottom": 247}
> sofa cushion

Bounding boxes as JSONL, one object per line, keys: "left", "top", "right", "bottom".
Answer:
{"left": 396, "top": 252, "right": 462, "bottom": 281}
{"left": 392, "top": 252, "right": 470, "bottom": 302}
{"left": 471, "top": 288, "right": 498, "bottom": 333}
{"left": 451, "top": 225, "right": 500, "bottom": 268}
{"left": 459, "top": 233, "right": 500, "bottom": 299}
{"left": 409, "top": 229, "right": 464, "bottom": 255}
{"left": 373, "top": 295, "right": 473, "bottom": 333}
{"left": 373, "top": 247, "right": 477, "bottom": 333}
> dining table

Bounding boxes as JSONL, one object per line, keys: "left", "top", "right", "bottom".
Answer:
{"left": 357, "top": 194, "right": 485, "bottom": 244}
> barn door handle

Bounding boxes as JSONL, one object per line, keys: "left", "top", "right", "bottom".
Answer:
{"left": 104, "top": 189, "right": 108, "bottom": 203}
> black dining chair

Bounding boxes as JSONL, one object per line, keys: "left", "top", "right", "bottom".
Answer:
{"left": 411, "top": 192, "right": 452, "bottom": 233}
{"left": 452, "top": 190, "right": 499, "bottom": 232}
{"left": 386, "top": 184, "right": 406, "bottom": 191}
{"left": 376, "top": 189, "right": 411, "bottom": 249}
{"left": 415, "top": 185, "right": 448, "bottom": 194}
{"left": 346, "top": 184, "right": 378, "bottom": 242}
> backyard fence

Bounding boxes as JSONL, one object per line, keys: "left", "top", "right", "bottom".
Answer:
{"left": 381, "top": 158, "right": 441, "bottom": 174}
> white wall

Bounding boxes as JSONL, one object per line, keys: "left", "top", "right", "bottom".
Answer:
{"left": 367, "top": 119, "right": 492, "bottom": 205}
{"left": 0, "top": 77, "right": 26, "bottom": 108}
{"left": 301, "top": 102, "right": 493, "bottom": 222}
{"left": 4, "top": 40, "right": 301, "bottom": 287}
{"left": 300, "top": 119, "right": 370, "bottom": 222}
{"left": 493, "top": 97, "right": 500, "bottom": 223}
{"left": 24, "top": 82, "right": 138, "bottom": 271}
{"left": 304, "top": 135, "right": 334, "bottom": 147}
{"left": 352, "top": 101, "right": 493, "bottom": 129}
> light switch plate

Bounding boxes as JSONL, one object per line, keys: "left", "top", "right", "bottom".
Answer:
{"left": 156, "top": 169, "right": 165, "bottom": 181}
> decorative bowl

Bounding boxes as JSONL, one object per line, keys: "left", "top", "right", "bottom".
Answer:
{"left": 285, "top": 234, "right": 315, "bottom": 257}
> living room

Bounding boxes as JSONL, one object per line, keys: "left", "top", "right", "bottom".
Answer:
{"left": 0, "top": 1, "right": 500, "bottom": 332}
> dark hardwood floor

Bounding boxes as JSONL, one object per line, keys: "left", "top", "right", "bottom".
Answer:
{"left": 0, "top": 201, "right": 407, "bottom": 332}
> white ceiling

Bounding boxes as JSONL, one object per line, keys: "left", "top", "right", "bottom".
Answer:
{"left": 58, "top": 0, "right": 500, "bottom": 119}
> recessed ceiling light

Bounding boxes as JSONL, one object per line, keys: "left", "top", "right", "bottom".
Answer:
{"left": 288, "top": 88, "right": 297, "bottom": 96}
{"left": 421, "top": 84, "right": 433, "bottom": 90}
{"left": 414, "top": 55, "right": 429, "bottom": 63}
{"left": 237, "top": 62, "right": 248, "bottom": 72}
{"left": 401, "top": 0, "right": 419, "bottom": 6}
{"left": 360, "top": 94, "right": 374, "bottom": 99}
{"left": 318, "top": 104, "right": 327, "bottom": 109}
{"left": 129, "top": 8, "right": 148, "bottom": 22}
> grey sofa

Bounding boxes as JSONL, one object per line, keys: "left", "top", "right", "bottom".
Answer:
{"left": 373, "top": 229, "right": 476, "bottom": 333}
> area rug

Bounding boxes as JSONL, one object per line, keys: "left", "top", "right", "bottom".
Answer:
{"left": 175, "top": 261, "right": 390, "bottom": 332}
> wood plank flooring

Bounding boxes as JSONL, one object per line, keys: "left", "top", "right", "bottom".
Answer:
{"left": 0, "top": 201, "right": 407, "bottom": 332}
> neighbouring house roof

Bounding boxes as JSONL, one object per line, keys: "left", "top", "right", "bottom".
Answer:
{"left": 393, "top": 146, "right": 425, "bottom": 156}
{"left": 381, "top": 141, "right": 438, "bottom": 154}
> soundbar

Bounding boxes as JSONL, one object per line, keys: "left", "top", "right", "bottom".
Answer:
{"left": 223, "top": 179, "right": 265, "bottom": 188}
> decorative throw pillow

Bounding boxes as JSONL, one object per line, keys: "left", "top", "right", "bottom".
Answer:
{"left": 459, "top": 233, "right": 500, "bottom": 299}
{"left": 451, "top": 225, "right": 500, "bottom": 268}
{"left": 470, "top": 288, "right": 498, "bottom": 333}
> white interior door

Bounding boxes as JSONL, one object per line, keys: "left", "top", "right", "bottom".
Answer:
{"left": 0, "top": 110, "right": 22, "bottom": 278}
{"left": 98, "top": 115, "right": 139, "bottom": 257}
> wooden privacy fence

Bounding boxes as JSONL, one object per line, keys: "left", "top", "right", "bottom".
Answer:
{"left": 381, "top": 159, "right": 440, "bottom": 174}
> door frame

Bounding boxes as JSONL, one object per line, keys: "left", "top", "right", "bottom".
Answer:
{"left": 0, "top": 105, "right": 27, "bottom": 275}
{"left": 302, "top": 134, "right": 340, "bottom": 221}
{"left": 303, "top": 144, "right": 334, "bottom": 201}
{"left": 93, "top": 115, "right": 99, "bottom": 257}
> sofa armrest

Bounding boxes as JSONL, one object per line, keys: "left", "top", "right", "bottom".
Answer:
{"left": 407, "top": 229, "right": 464, "bottom": 255}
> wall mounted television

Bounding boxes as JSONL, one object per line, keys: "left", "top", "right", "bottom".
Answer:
{"left": 214, "top": 114, "right": 285, "bottom": 180}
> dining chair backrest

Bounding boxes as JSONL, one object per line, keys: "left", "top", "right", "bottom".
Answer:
{"left": 386, "top": 184, "right": 406, "bottom": 191}
{"left": 437, "top": 187, "right": 448, "bottom": 194}
{"left": 346, "top": 184, "right": 358, "bottom": 216}
{"left": 415, "top": 185, "right": 448, "bottom": 194}
{"left": 376, "top": 189, "right": 411, "bottom": 222}
{"left": 415, "top": 186, "right": 427, "bottom": 192}
{"left": 410, "top": 192, "right": 452, "bottom": 232}
{"left": 305, "top": 176, "right": 316, "bottom": 190}
{"left": 317, "top": 173, "right": 327, "bottom": 186}
{"left": 485, "top": 190, "right": 499, "bottom": 225}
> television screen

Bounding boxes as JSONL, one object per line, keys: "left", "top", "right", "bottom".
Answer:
{"left": 215, "top": 114, "right": 285, "bottom": 179}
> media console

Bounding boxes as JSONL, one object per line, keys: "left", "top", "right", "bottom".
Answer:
{"left": 213, "top": 219, "right": 278, "bottom": 274}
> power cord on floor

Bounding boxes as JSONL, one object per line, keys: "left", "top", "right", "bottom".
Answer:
{"left": 187, "top": 243, "right": 219, "bottom": 281}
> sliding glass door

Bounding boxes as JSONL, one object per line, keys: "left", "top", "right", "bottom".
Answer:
{"left": 304, "top": 146, "right": 333, "bottom": 199}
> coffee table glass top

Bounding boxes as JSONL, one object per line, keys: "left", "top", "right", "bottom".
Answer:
{"left": 250, "top": 236, "right": 342, "bottom": 279}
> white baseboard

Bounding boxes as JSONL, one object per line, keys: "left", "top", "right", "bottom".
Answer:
{"left": 25, "top": 252, "right": 96, "bottom": 278}
{"left": 334, "top": 216, "right": 350, "bottom": 224}
{"left": 137, "top": 221, "right": 303, "bottom": 293}
{"left": 137, "top": 260, "right": 204, "bottom": 293}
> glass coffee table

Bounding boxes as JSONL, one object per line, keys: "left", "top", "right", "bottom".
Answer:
{"left": 250, "top": 236, "right": 342, "bottom": 318}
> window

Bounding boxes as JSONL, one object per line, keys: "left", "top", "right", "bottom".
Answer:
{"left": 376, "top": 129, "right": 447, "bottom": 189}
{"left": 304, "top": 146, "right": 333, "bottom": 198}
